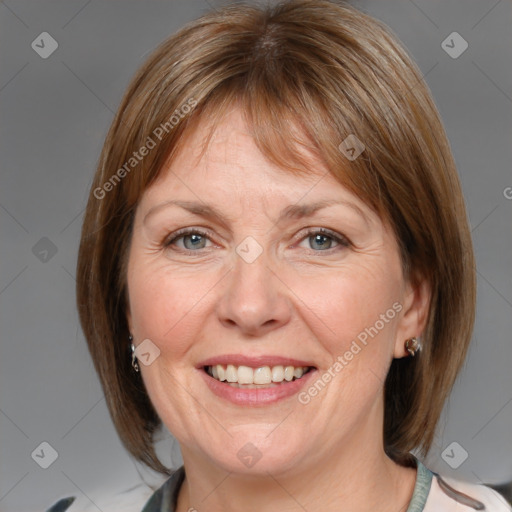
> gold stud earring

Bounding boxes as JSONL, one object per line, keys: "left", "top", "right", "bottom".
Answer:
{"left": 405, "top": 337, "right": 421, "bottom": 357}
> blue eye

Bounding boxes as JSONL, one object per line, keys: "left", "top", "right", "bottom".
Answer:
{"left": 181, "top": 233, "right": 207, "bottom": 250}
{"left": 299, "top": 228, "right": 349, "bottom": 251}
{"left": 164, "top": 227, "right": 349, "bottom": 254}
{"left": 309, "top": 233, "right": 336, "bottom": 250}
{"left": 164, "top": 229, "right": 211, "bottom": 251}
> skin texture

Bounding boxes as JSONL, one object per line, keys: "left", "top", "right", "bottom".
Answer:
{"left": 126, "top": 109, "right": 430, "bottom": 511}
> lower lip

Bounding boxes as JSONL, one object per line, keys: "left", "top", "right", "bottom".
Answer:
{"left": 199, "top": 368, "right": 317, "bottom": 406}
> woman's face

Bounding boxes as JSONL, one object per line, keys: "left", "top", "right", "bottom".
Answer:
{"left": 127, "top": 109, "right": 423, "bottom": 475}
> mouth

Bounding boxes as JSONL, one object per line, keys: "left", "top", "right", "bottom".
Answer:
{"left": 198, "top": 357, "right": 318, "bottom": 405}
{"left": 204, "top": 364, "right": 314, "bottom": 388}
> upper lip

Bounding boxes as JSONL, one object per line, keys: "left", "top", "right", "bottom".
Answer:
{"left": 197, "top": 354, "right": 316, "bottom": 369}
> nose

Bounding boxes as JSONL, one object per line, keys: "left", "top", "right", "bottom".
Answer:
{"left": 215, "top": 250, "right": 292, "bottom": 337}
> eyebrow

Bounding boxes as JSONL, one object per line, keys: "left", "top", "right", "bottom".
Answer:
{"left": 143, "top": 198, "right": 370, "bottom": 227}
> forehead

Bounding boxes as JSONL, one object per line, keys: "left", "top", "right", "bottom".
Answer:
{"left": 142, "top": 108, "right": 362, "bottom": 211}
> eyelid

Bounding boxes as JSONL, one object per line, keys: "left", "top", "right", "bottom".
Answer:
{"left": 293, "top": 227, "right": 351, "bottom": 250}
{"left": 162, "top": 227, "right": 215, "bottom": 248}
{"left": 163, "top": 226, "right": 350, "bottom": 254}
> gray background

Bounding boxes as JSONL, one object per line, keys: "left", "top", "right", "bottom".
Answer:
{"left": 1, "top": 0, "right": 511, "bottom": 510}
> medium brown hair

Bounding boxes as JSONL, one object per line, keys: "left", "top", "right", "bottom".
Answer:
{"left": 77, "top": 0, "right": 476, "bottom": 474}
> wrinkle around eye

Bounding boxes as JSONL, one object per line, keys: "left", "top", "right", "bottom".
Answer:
{"left": 138, "top": 214, "right": 378, "bottom": 259}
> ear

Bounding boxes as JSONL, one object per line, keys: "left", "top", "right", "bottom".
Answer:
{"left": 393, "top": 275, "right": 431, "bottom": 358}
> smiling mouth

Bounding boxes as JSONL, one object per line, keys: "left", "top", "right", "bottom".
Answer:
{"left": 204, "top": 364, "right": 314, "bottom": 388}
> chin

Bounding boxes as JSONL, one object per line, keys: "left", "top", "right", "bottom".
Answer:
{"left": 199, "top": 428, "right": 306, "bottom": 476}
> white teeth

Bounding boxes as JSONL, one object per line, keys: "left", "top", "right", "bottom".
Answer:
{"left": 293, "top": 367, "right": 304, "bottom": 379}
{"left": 207, "top": 364, "right": 311, "bottom": 385}
{"left": 284, "top": 366, "right": 294, "bottom": 381}
{"left": 226, "top": 364, "right": 237, "bottom": 383}
{"left": 253, "top": 366, "right": 272, "bottom": 385}
{"left": 237, "top": 365, "right": 253, "bottom": 385}
{"left": 272, "top": 365, "right": 284, "bottom": 382}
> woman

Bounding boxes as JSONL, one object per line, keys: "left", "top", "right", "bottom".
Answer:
{"left": 72, "top": 1, "right": 510, "bottom": 511}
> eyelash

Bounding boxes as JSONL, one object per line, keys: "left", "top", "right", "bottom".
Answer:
{"left": 162, "top": 227, "right": 350, "bottom": 255}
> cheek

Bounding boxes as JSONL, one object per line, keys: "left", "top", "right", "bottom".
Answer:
{"left": 127, "top": 259, "right": 211, "bottom": 358}
{"left": 295, "top": 270, "right": 403, "bottom": 420}
{"left": 299, "top": 263, "right": 402, "bottom": 363}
